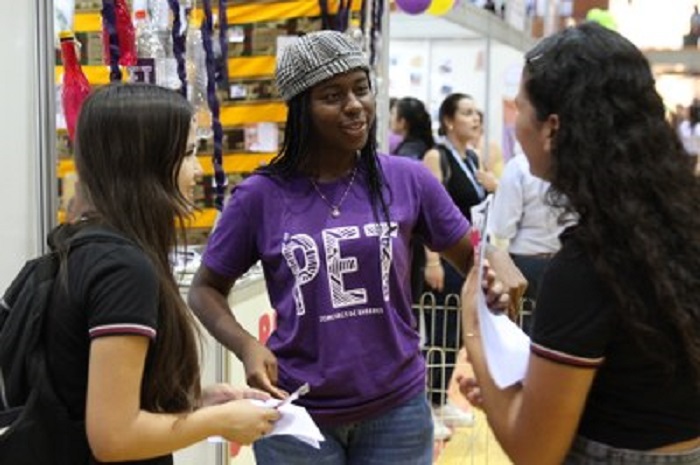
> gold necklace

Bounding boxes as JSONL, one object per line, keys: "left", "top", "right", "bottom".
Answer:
{"left": 310, "top": 165, "right": 358, "bottom": 218}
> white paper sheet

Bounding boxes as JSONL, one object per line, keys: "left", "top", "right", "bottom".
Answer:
{"left": 209, "top": 399, "right": 324, "bottom": 449}
{"left": 471, "top": 197, "right": 531, "bottom": 389}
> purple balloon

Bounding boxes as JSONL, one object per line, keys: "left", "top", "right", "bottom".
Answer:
{"left": 396, "top": 0, "right": 432, "bottom": 15}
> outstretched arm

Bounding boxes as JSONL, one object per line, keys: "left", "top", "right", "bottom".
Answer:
{"left": 459, "top": 267, "right": 596, "bottom": 465}
{"left": 188, "top": 265, "right": 286, "bottom": 399}
{"left": 86, "top": 335, "right": 281, "bottom": 462}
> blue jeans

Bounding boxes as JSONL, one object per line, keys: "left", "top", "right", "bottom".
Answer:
{"left": 564, "top": 436, "right": 700, "bottom": 464}
{"left": 253, "top": 392, "right": 433, "bottom": 465}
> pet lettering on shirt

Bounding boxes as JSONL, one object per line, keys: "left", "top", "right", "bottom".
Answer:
{"left": 282, "top": 222, "right": 398, "bottom": 316}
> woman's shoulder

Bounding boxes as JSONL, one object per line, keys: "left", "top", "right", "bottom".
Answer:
{"left": 377, "top": 153, "right": 446, "bottom": 198}
{"left": 395, "top": 138, "right": 429, "bottom": 159}
{"left": 230, "top": 172, "right": 297, "bottom": 201}
{"left": 378, "top": 152, "right": 428, "bottom": 173}
{"left": 66, "top": 231, "right": 157, "bottom": 291}
{"left": 73, "top": 235, "right": 151, "bottom": 269}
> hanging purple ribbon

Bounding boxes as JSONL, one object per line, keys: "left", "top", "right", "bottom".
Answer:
{"left": 360, "top": 0, "right": 367, "bottom": 33}
{"left": 101, "top": 0, "right": 122, "bottom": 82}
{"left": 369, "top": 0, "right": 383, "bottom": 66}
{"left": 217, "top": 0, "right": 229, "bottom": 89}
{"left": 201, "top": 0, "right": 227, "bottom": 211}
{"left": 167, "top": 0, "right": 188, "bottom": 97}
{"left": 318, "top": 0, "right": 351, "bottom": 31}
{"left": 318, "top": 0, "right": 331, "bottom": 30}
{"left": 337, "top": 0, "right": 351, "bottom": 32}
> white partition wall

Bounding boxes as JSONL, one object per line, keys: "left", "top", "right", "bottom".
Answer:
{"left": 389, "top": 10, "right": 529, "bottom": 164}
{"left": 388, "top": 36, "right": 524, "bottom": 162}
{"left": 0, "top": 0, "right": 44, "bottom": 289}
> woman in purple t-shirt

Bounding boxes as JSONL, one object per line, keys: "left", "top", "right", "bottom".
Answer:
{"left": 188, "top": 31, "right": 524, "bottom": 465}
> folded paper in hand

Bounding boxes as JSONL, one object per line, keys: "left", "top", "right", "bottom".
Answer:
{"left": 209, "top": 398, "right": 324, "bottom": 449}
{"left": 471, "top": 196, "right": 530, "bottom": 388}
{"left": 259, "top": 398, "right": 324, "bottom": 448}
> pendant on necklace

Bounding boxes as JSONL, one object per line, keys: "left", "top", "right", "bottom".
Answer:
{"left": 331, "top": 207, "right": 341, "bottom": 218}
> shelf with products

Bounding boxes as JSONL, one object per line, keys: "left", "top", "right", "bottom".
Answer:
{"left": 58, "top": 205, "right": 221, "bottom": 230}
{"left": 57, "top": 152, "right": 275, "bottom": 178}
{"left": 55, "top": 56, "right": 277, "bottom": 84}
{"left": 72, "top": 1, "right": 356, "bottom": 31}
{"left": 58, "top": 0, "right": 363, "bottom": 232}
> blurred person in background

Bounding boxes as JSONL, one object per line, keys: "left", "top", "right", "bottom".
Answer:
{"left": 490, "top": 143, "right": 566, "bottom": 334}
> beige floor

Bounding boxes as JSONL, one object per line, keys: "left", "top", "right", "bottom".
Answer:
{"left": 433, "top": 351, "right": 513, "bottom": 465}
{"left": 434, "top": 411, "right": 512, "bottom": 465}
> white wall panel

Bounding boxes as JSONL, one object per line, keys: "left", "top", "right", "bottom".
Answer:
{"left": 0, "top": 0, "right": 41, "bottom": 290}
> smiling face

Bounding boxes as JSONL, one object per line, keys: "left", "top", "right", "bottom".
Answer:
{"left": 308, "top": 69, "right": 375, "bottom": 158}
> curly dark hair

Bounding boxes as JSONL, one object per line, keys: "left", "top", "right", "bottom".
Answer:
{"left": 524, "top": 22, "right": 700, "bottom": 386}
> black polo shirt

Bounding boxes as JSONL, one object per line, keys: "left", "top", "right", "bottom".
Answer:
{"left": 531, "top": 227, "right": 700, "bottom": 449}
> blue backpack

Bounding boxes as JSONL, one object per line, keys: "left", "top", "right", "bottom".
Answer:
{"left": 0, "top": 229, "right": 130, "bottom": 464}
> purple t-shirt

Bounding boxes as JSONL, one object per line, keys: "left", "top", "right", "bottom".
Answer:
{"left": 203, "top": 154, "right": 469, "bottom": 425}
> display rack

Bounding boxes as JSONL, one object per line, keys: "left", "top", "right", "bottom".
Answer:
{"left": 57, "top": 1, "right": 363, "bottom": 231}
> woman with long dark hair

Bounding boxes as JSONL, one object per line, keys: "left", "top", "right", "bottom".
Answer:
{"left": 390, "top": 96, "right": 434, "bottom": 160}
{"left": 418, "top": 93, "right": 490, "bottom": 438}
{"left": 460, "top": 23, "right": 700, "bottom": 464}
{"left": 188, "top": 31, "right": 524, "bottom": 464}
{"left": 46, "top": 83, "right": 279, "bottom": 464}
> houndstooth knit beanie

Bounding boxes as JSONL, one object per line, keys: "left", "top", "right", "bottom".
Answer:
{"left": 276, "top": 30, "right": 370, "bottom": 101}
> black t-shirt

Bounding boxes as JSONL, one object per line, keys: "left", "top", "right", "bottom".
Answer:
{"left": 531, "top": 227, "right": 700, "bottom": 449}
{"left": 395, "top": 138, "right": 429, "bottom": 160}
{"left": 46, "top": 233, "right": 172, "bottom": 465}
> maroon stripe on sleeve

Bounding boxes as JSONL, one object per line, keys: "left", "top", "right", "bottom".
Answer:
{"left": 89, "top": 324, "right": 157, "bottom": 340}
{"left": 531, "top": 342, "right": 604, "bottom": 368}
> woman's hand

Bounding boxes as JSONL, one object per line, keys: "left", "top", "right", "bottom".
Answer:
{"left": 216, "top": 400, "right": 281, "bottom": 445}
{"left": 484, "top": 247, "right": 527, "bottom": 318}
{"left": 200, "top": 384, "right": 271, "bottom": 407}
{"left": 456, "top": 375, "right": 484, "bottom": 410}
{"left": 424, "top": 262, "right": 445, "bottom": 292}
{"left": 476, "top": 170, "right": 498, "bottom": 193}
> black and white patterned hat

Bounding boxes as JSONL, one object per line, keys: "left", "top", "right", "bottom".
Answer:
{"left": 276, "top": 30, "right": 369, "bottom": 101}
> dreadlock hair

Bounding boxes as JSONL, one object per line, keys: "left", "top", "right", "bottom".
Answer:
{"left": 260, "top": 76, "right": 392, "bottom": 228}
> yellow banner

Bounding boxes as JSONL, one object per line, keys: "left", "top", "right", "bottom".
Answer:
{"left": 57, "top": 56, "right": 277, "bottom": 84}
{"left": 74, "top": 1, "right": 361, "bottom": 32}
{"left": 220, "top": 102, "right": 287, "bottom": 126}
{"left": 59, "top": 152, "right": 275, "bottom": 178}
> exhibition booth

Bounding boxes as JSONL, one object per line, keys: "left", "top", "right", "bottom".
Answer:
{"left": 1, "top": 1, "right": 697, "bottom": 464}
